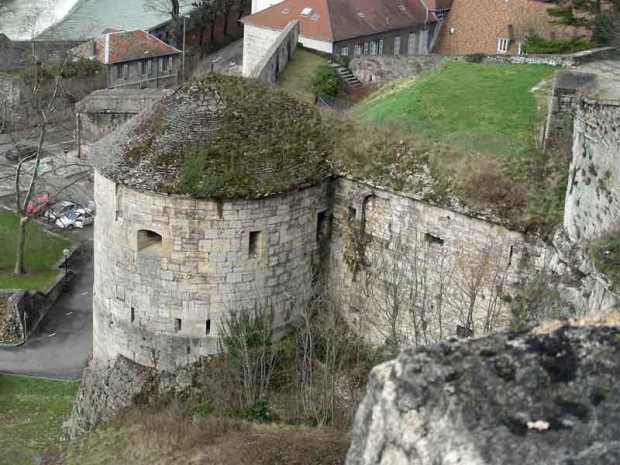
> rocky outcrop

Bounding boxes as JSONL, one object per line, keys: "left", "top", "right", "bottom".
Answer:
{"left": 346, "top": 324, "right": 620, "bottom": 465}
{"left": 63, "top": 355, "right": 193, "bottom": 439}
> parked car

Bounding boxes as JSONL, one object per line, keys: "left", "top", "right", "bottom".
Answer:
{"left": 43, "top": 200, "right": 77, "bottom": 224}
{"left": 55, "top": 208, "right": 94, "bottom": 229}
{"left": 4, "top": 144, "right": 38, "bottom": 162}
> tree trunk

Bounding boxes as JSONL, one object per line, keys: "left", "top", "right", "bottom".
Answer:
{"left": 223, "top": 8, "right": 231, "bottom": 36}
{"left": 14, "top": 216, "right": 29, "bottom": 275}
{"left": 210, "top": 21, "right": 215, "bottom": 44}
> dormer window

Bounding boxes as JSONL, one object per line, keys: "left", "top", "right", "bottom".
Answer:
{"left": 301, "top": 7, "right": 313, "bottom": 16}
{"left": 282, "top": 7, "right": 291, "bottom": 14}
{"left": 497, "top": 38, "right": 510, "bottom": 54}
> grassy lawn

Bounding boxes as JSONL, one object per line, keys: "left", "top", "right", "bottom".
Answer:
{"left": 0, "top": 375, "right": 78, "bottom": 465}
{"left": 0, "top": 210, "right": 70, "bottom": 291}
{"left": 277, "top": 48, "right": 329, "bottom": 103}
{"left": 355, "top": 61, "right": 557, "bottom": 156}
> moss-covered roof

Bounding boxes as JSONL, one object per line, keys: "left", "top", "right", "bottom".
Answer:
{"left": 92, "top": 74, "right": 333, "bottom": 199}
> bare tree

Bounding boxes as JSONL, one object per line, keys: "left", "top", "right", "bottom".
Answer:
{"left": 192, "top": 0, "right": 220, "bottom": 52}
{"left": 219, "top": 303, "right": 279, "bottom": 408}
{"left": 145, "top": 0, "right": 181, "bottom": 47}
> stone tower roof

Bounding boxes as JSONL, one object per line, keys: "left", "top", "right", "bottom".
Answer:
{"left": 90, "top": 74, "right": 332, "bottom": 198}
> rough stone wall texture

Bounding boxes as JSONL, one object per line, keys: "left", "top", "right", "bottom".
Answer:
{"left": 242, "top": 24, "right": 282, "bottom": 77}
{"left": 328, "top": 178, "right": 554, "bottom": 347}
{"left": 92, "top": 171, "right": 330, "bottom": 371}
{"left": 543, "top": 71, "right": 598, "bottom": 151}
{"left": 251, "top": 21, "right": 299, "bottom": 84}
{"left": 346, "top": 324, "right": 620, "bottom": 465}
{"left": 564, "top": 98, "right": 620, "bottom": 243}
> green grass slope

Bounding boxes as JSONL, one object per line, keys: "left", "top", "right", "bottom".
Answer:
{"left": 0, "top": 210, "right": 70, "bottom": 290}
{"left": 0, "top": 375, "right": 78, "bottom": 465}
{"left": 356, "top": 61, "right": 556, "bottom": 156}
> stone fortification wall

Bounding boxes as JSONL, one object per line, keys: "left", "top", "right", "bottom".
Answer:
{"left": 92, "top": 171, "right": 331, "bottom": 370}
{"left": 249, "top": 21, "right": 299, "bottom": 84}
{"left": 242, "top": 24, "right": 281, "bottom": 78}
{"left": 328, "top": 178, "right": 553, "bottom": 347}
{"left": 564, "top": 98, "right": 620, "bottom": 243}
{"left": 75, "top": 89, "right": 168, "bottom": 146}
{"left": 543, "top": 71, "right": 598, "bottom": 150}
{"left": 350, "top": 47, "right": 616, "bottom": 87}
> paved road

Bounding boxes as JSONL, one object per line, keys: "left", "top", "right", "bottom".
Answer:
{"left": 0, "top": 252, "right": 93, "bottom": 380}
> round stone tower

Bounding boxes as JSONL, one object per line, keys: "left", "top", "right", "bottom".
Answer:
{"left": 90, "top": 75, "right": 332, "bottom": 370}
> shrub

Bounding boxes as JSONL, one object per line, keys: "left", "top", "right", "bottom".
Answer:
{"left": 523, "top": 32, "right": 594, "bottom": 54}
{"left": 311, "top": 65, "right": 341, "bottom": 96}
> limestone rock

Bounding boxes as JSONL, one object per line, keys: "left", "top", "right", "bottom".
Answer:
{"left": 346, "top": 326, "right": 620, "bottom": 465}
{"left": 63, "top": 355, "right": 192, "bottom": 439}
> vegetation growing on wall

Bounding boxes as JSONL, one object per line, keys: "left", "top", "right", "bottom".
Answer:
{"left": 590, "top": 235, "right": 620, "bottom": 291}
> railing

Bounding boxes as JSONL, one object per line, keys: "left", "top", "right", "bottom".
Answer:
{"left": 316, "top": 93, "right": 354, "bottom": 113}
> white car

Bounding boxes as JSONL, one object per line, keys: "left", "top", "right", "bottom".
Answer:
{"left": 55, "top": 208, "right": 95, "bottom": 229}
{"left": 43, "top": 200, "right": 77, "bottom": 223}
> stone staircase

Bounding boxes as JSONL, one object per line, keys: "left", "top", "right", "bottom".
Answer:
{"left": 330, "top": 62, "right": 363, "bottom": 90}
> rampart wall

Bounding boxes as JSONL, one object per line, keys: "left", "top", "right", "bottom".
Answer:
{"left": 564, "top": 98, "right": 620, "bottom": 243}
{"left": 328, "top": 178, "right": 553, "bottom": 347}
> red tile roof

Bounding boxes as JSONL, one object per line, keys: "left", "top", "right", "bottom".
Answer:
{"left": 242, "top": 0, "right": 434, "bottom": 42}
{"left": 71, "top": 30, "right": 180, "bottom": 65}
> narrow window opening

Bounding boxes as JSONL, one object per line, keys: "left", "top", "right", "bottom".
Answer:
{"left": 249, "top": 231, "right": 261, "bottom": 259}
{"left": 348, "top": 206, "right": 357, "bottom": 221}
{"left": 174, "top": 318, "right": 182, "bottom": 332}
{"left": 425, "top": 233, "right": 444, "bottom": 246}
{"left": 138, "top": 229, "right": 162, "bottom": 253}
{"left": 206, "top": 319, "right": 211, "bottom": 335}
{"left": 186, "top": 345, "right": 191, "bottom": 355}
{"left": 316, "top": 210, "right": 329, "bottom": 242}
{"left": 508, "top": 245, "right": 514, "bottom": 267}
{"left": 131, "top": 307, "right": 135, "bottom": 323}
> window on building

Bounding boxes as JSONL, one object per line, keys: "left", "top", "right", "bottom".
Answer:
{"left": 408, "top": 33, "right": 417, "bottom": 54}
{"left": 163, "top": 56, "right": 169, "bottom": 71}
{"left": 348, "top": 206, "right": 357, "bottom": 221}
{"left": 497, "top": 38, "right": 510, "bottom": 54}
{"left": 137, "top": 229, "right": 162, "bottom": 253}
{"left": 378, "top": 39, "right": 384, "bottom": 56}
{"left": 340, "top": 46, "right": 349, "bottom": 56}
{"left": 131, "top": 307, "right": 135, "bottom": 323}
{"left": 420, "top": 29, "right": 429, "bottom": 53}
{"left": 122, "top": 63, "right": 128, "bottom": 79}
{"left": 249, "top": 231, "right": 261, "bottom": 259}
{"left": 517, "top": 41, "right": 526, "bottom": 55}
{"left": 354, "top": 44, "right": 362, "bottom": 56}
{"left": 159, "top": 57, "right": 164, "bottom": 72}
{"left": 316, "top": 210, "right": 330, "bottom": 242}
{"left": 138, "top": 60, "right": 145, "bottom": 75}
{"left": 394, "top": 36, "right": 401, "bottom": 55}
{"left": 167, "top": 56, "right": 173, "bottom": 72}
{"left": 206, "top": 319, "right": 211, "bottom": 335}
{"left": 146, "top": 59, "right": 152, "bottom": 75}
{"left": 369, "top": 41, "right": 377, "bottom": 56}
{"left": 425, "top": 233, "right": 445, "bottom": 246}
{"left": 116, "top": 64, "right": 122, "bottom": 80}
{"left": 174, "top": 318, "right": 182, "bottom": 332}
{"left": 363, "top": 43, "right": 369, "bottom": 56}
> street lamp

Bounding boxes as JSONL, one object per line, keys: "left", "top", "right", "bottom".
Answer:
{"left": 62, "top": 248, "right": 70, "bottom": 292}
{"left": 182, "top": 14, "right": 190, "bottom": 83}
